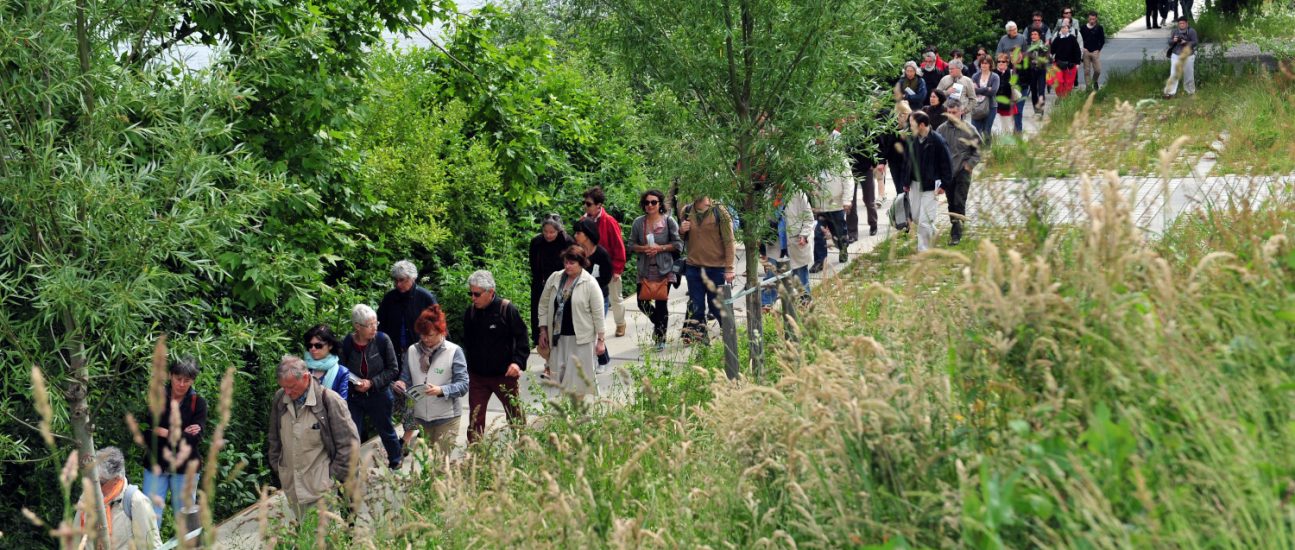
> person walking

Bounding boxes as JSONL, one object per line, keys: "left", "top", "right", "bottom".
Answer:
{"left": 396, "top": 305, "right": 468, "bottom": 459}
{"left": 936, "top": 60, "right": 977, "bottom": 108}
{"left": 782, "top": 187, "right": 816, "bottom": 298}
{"left": 537, "top": 246, "right": 607, "bottom": 397}
{"left": 895, "top": 61, "right": 928, "bottom": 111}
{"left": 629, "top": 190, "right": 683, "bottom": 349}
{"left": 918, "top": 51, "right": 946, "bottom": 102}
{"left": 461, "top": 270, "right": 529, "bottom": 443}
{"left": 572, "top": 219, "right": 614, "bottom": 307}
{"left": 995, "top": 21, "right": 1028, "bottom": 61}
{"left": 1146, "top": 0, "right": 1161, "bottom": 29}
{"left": 377, "top": 260, "right": 437, "bottom": 452}
{"left": 74, "top": 446, "right": 163, "bottom": 550}
{"left": 140, "top": 357, "right": 207, "bottom": 529}
{"left": 1023, "top": 29, "right": 1050, "bottom": 116}
{"left": 528, "top": 214, "right": 573, "bottom": 346}
{"left": 679, "top": 195, "right": 737, "bottom": 344}
{"left": 1164, "top": 16, "right": 1198, "bottom": 98}
{"left": 303, "top": 324, "right": 352, "bottom": 399}
{"left": 1079, "top": 11, "right": 1107, "bottom": 91}
{"left": 994, "top": 54, "right": 1025, "bottom": 135}
{"left": 901, "top": 111, "right": 955, "bottom": 252}
{"left": 1052, "top": 24, "right": 1083, "bottom": 98}
{"left": 935, "top": 99, "right": 983, "bottom": 246}
{"left": 267, "top": 356, "right": 360, "bottom": 518}
{"left": 341, "top": 304, "right": 403, "bottom": 470}
{"left": 922, "top": 89, "right": 949, "bottom": 130}
{"left": 581, "top": 187, "right": 629, "bottom": 338}
{"left": 847, "top": 117, "right": 884, "bottom": 238}
{"left": 970, "top": 57, "right": 1001, "bottom": 140}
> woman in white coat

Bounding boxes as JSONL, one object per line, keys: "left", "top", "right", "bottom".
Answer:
{"left": 538, "top": 245, "right": 607, "bottom": 398}
{"left": 783, "top": 188, "right": 817, "bottom": 297}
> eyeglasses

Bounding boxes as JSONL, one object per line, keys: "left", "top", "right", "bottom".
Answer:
{"left": 644, "top": 200, "right": 660, "bottom": 206}
{"left": 469, "top": 290, "right": 486, "bottom": 298}
{"left": 307, "top": 342, "right": 328, "bottom": 350}
{"left": 1064, "top": 11, "right": 1072, "bottom": 14}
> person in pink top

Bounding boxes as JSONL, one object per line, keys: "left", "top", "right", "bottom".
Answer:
{"left": 581, "top": 187, "right": 629, "bottom": 337}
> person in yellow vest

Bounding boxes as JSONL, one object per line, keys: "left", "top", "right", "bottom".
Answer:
{"left": 267, "top": 355, "right": 360, "bottom": 519}
{"left": 74, "top": 446, "right": 162, "bottom": 550}
{"left": 394, "top": 305, "right": 469, "bottom": 459}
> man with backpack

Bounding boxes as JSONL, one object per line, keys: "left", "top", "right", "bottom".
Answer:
{"left": 679, "top": 196, "right": 737, "bottom": 344}
{"left": 74, "top": 446, "right": 163, "bottom": 549}
{"left": 462, "top": 270, "right": 529, "bottom": 444}
{"left": 268, "top": 355, "right": 360, "bottom": 518}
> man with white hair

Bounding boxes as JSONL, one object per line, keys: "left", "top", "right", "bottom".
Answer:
{"left": 341, "top": 303, "right": 403, "bottom": 469}
{"left": 936, "top": 60, "right": 977, "bottom": 108}
{"left": 377, "top": 260, "right": 437, "bottom": 453}
{"left": 462, "top": 270, "right": 529, "bottom": 443}
{"left": 74, "top": 446, "right": 163, "bottom": 549}
{"left": 995, "top": 21, "right": 1028, "bottom": 62}
{"left": 267, "top": 355, "right": 360, "bottom": 518}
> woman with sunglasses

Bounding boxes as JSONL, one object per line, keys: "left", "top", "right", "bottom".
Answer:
{"left": 629, "top": 190, "right": 683, "bottom": 350}
{"left": 302, "top": 324, "right": 352, "bottom": 399}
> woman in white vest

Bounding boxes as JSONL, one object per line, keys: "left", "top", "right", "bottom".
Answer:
{"left": 394, "top": 304, "right": 469, "bottom": 459}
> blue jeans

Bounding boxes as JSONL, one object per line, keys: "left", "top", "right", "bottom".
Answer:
{"left": 142, "top": 469, "right": 199, "bottom": 527}
{"left": 973, "top": 108, "right": 996, "bottom": 142}
{"left": 1013, "top": 99, "right": 1026, "bottom": 133}
{"left": 348, "top": 389, "right": 402, "bottom": 467}
{"left": 685, "top": 264, "right": 728, "bottom": 340}
{"left": 760, "top": 261, "right": 811, "bottom": 306}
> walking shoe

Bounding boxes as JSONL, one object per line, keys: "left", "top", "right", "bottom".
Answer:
{"left": 839, "top": 248, "right": 848, "bottom": 263}
{"left": 869, "top": 227, "right": 878, "bottom": 236}
{"left": 951, "top": 235, "right": 961, "bottom": 246}
{"left": 809, "top": 261, "right": 824, "bottom": 274}
{"left": 615, "top": 323, "right": 626, "bottom": 337}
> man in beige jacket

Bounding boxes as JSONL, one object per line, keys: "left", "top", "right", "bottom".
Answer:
{"left": 267, "top": 355, "right": 360, "bottom": 519}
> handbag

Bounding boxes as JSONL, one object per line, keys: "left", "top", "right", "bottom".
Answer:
{"left": 971, "top": 96, "right": 991, "bottom": 121}
{"left": 638, "top": 279, "right": 669, "bottom": 301}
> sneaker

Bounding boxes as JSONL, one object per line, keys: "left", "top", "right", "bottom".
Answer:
{"left": 654, "top": 341, "right": 666, "bottom": 352}
{"left": 838, "top": 248, "right": 848, "bottom": 263}
{"left": 869, "top": 227, "right": 878, "bottom": 236}
{"left": 615, "top": 323, "right": 626, "bottom": 337}
{"left": 809, "top": 261, "right": 824, "bottom": 274}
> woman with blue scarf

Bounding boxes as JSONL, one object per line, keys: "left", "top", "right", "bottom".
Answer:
{"left": 303, "top": 324, "right": 351, "bottom": 399}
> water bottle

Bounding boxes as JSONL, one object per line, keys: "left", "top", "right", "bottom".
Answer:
{"left": 646, "top": 232, "right": 656, "bottom": 247}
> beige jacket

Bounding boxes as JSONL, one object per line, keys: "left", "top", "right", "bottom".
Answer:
{"left": 538, "top": 269, "right": 606, "bottom": 345}
{"left": 813, "top": 156, "right": 853, "bottom": 212}
{"left": 74, "top": 482, "right": 162, "bottom": 550}
{"left": 783, "top": 191, "right": 817, "bottom": 270}
{"left": 267, "top": 380, "right": 359, "bottom": 510}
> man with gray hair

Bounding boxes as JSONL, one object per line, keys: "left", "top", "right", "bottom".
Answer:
{"left": 936, "top": 60, "right": 977, "bottom": 108}
{"left": 463, "top": 270, "right": 529, "bottom": 443}
{"left": 935, "top": 98, "right": 982, "bottom": 246}
{"left": 74, "top": 446, "right": 163, "bottom": 549}
{"left": 377, "top": 260, "right": 437, "bottom": 453}
{"left": 267, "top": 355, "right": 359, "bottom": 518}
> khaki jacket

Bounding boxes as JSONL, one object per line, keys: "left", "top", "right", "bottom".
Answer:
{"left": 74, "top": 482, "right": 162, "bottom": 550}
{"left": 267, "top": 379, "right": 359, "bottom": 508}
{"left": 538, "top": 269, "right": 606, "bottom": 345}
{"left": 783, "top": 191, "right": 817, "bottom": 270}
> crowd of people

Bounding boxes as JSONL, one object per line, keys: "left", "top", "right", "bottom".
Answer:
{"left": 73, "top": 8, "right": 1210, "bottom": 546}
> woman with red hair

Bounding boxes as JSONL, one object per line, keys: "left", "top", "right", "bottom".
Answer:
{"left": 395, "top": 305, "right": 469, "bottom": 460}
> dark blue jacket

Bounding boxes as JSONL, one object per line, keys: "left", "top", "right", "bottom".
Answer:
{"left": 901, "top": 131, "right": 955, "bottom": 193}
{"left": 377, "top": 285, "right": 437, "bottom": 368}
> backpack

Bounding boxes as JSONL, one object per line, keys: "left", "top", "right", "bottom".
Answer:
{"left": 120, "top": 483, "right": 140, "bottom": 520}
{"left": 467, "top": 298, "right": 512, "bottom": 323}
{"left": 889, "top": 192, "right": 913, "bottom": 231}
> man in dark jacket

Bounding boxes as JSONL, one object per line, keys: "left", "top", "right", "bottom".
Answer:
{"left": 341, "top": 303, "right": 403, "bottom": 469}
{"left": 934, "top": 99, "right": 982, "bottom": 246}
{"left": 847, "top": 118, "right": 883, "bottom": 238}
{"left": 462, "top": 270, "right": 529, "bottom": 444}
{"left": 377, "top": 260, "right": 437, "bottom": 453}
{"left": 900, "top": 111, "right": 954, "bottom": 252}
{"left": 1079, "top": 11, "right": 1107, "bottom": 91}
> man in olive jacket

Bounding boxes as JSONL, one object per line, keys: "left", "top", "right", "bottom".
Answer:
{"left": 268, "top": 355, "right": 360, "bottom": 518}
{"left": 934, "top": 99, "right": 982, "bottom": 245}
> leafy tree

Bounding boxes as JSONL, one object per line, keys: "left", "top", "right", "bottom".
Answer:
{"left": 558, "top": 0, "right": 909, "bottom": 376}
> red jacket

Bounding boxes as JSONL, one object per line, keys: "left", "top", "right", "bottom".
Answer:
{"left": 587, "top": 208, "right": 627, "bottom": 275}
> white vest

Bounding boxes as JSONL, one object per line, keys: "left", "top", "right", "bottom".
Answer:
{"left": 405, "top": 341, "right": 459, "bottom": 422}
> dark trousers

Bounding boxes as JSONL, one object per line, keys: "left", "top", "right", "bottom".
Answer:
{"left": 1160, "top": 0, "right": 1178, "bottom": 20}
{"left": 1146, "top": 0, "right": 1160, "bottom": 27}
{"left": 845, "top": 171, "right": 878, "bottom": 237}
{"left": 947, "top": 168, "right": 972, "bottom": 240}
{"left": 813, "top": 210, "right": 846, "bottom": 264}
{"left": 467, "top": 374, "right": 525, "bottom": 444}
{"left": 1026, "top": 69, "right": 1047, "bottom": 110}
{"left": 638, "top": 298, "right": 669, "bottom": 342}
{"left": 684, "top": 264, "right": 727, "bottom": 341}
{"left": 348, "top": 389, "right": 402, "bottom": 467}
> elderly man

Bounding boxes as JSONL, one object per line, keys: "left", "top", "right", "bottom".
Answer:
{"left": 996, "top": 21, "right": 1028, "bottom": 62}
{"left": 74, "top": 446, "right": 162, "bottom": 550}
{"left": 935, "top": 99, "right": 983, "bottom": 246}
{"left": 900, "top": 111, "right": 954, "bottom": 252}
{"left": 462, "top": 270, "right": 529, "bottom": 443}
{"left": 936, "top": 60, "right": 977, "bottom": 108}
{"left": 267, "top": 355, "right": 359, "bottom": 518}
{"left": 376, "top": 260, "right": 437, "bottom": 454}
{"left": 341, "top": 304, "right": 403, "bottom": 469}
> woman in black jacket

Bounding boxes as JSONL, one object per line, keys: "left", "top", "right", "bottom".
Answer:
{"left": 528, "top": 214, "right": 573, "bottom": 346}
{"left": 1051, "top": 24, "right": 1083, "bottom": 98}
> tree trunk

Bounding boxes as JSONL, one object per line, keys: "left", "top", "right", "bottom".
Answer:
{"left": 64, "top": 312, "right": 108, "bottom": 549}
{"left": 740, "top": 193, "right": 765, "bottom": 380}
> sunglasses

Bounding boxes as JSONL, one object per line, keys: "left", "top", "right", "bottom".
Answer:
{"left": 644, "top": 200, "right": 660, "bottom": 206}
{"left": 307, "top": 342, "right": 328, "bottom": 350}
{"left": 469, "top": 290, "right": 486, "bottom": 298}
{"left": 583, "top": 200, "right": 595, "bottom": 206}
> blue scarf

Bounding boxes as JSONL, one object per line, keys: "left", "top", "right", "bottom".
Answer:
{"left": 305, "top": 354, "right": 341, "bottom": 392}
